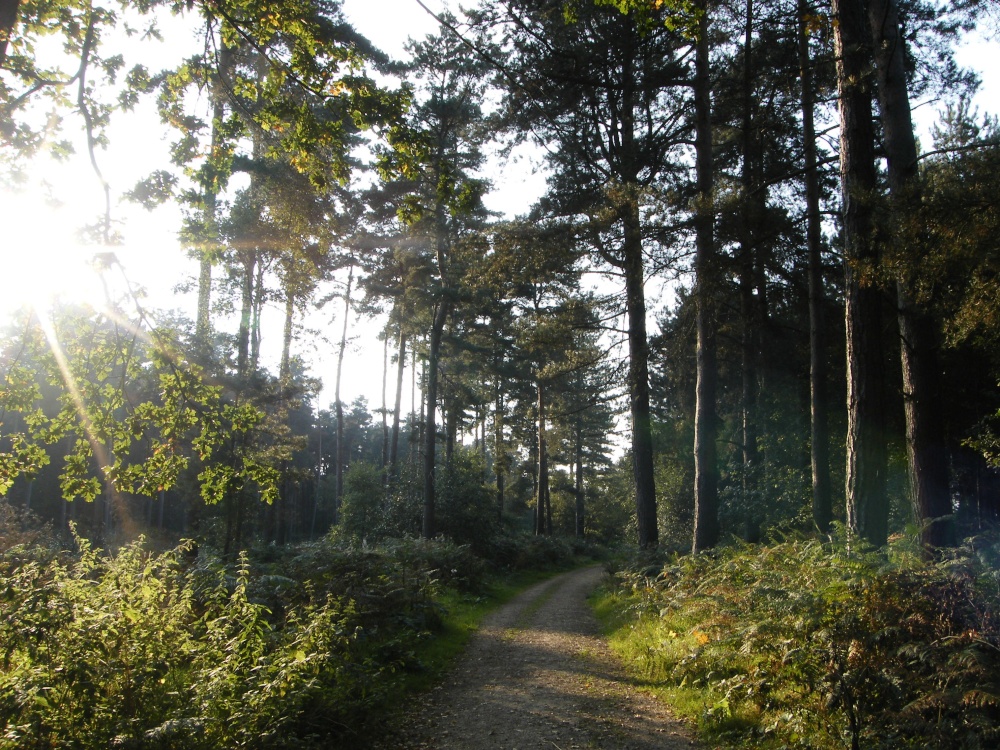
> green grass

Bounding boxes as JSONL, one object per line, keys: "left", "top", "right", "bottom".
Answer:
{"left": 593, "top": 577, "right": 838, "bottom": 750}
{"left": 592, "top": 568, "right": 853, "bottom": 750}
{"left": 590, "top": 536, "right": 1000, "bottom": 750}
{"left": 591, "top": 587, "right": 722, "bottom": 739}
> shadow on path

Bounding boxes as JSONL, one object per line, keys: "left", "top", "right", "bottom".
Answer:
{"left": 375, "top": 565, "right": 699, "bottom": 750}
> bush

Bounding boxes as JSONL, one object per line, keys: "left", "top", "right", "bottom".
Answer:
{"left": 435, "top": 450, "right": 498, "bottom": 555}
{"left": 380, "top": 536, "right": 487, "bottom": 594}
{"left": 602, "top": 532, "right": 1000, "bottom": 749}
{"left": 0, "top": 533, "right": 202, "bottom": 749}
{"left": 481, "top": 532, "right": 581, "bottom": 571}
{"left": 0, "top": 534, "right": 444, "bottom": 749}
{"left": 337, "top": 462, "right": 386, "bottom": 544}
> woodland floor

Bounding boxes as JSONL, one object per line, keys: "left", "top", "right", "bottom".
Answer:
{"left": 373, "top": 566, "right": 699, "bottom": 750}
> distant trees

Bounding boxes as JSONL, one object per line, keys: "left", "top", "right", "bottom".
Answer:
{"left": 375, "top": 21, "right": 491, "bottom": 538}
{"left": 475, "top": 0, "right": 696, "bottom": 548}
{"left": 2, "top": 0, "right": 1000, "bottom": 556}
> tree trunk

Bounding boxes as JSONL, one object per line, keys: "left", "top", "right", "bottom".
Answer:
{"left": 196, "top": 254, "right": 213, "bottom": 346}
{"left": 478, "top": 404, "right": 487, "bottom": 476}
{"left": 416, "top": 355, "right": 425, "bottom": 468}
{"left": 866, "top": 0, "right": 953, "bottom": 549}
{"left": 535, "top": 380, "right": 548, "bottom": 536}
{"left": 280, "top": 287, "right": 295, "bottom": 380}
{"left": 739, "top": 0, "right": 760, "bottom": 532}
{"left": 495, "top": 375, "right": 505, "bottom": 523}
{"left": 545, "top": 474, "right": 552, "bottom": 535}
{"left": 692, "top": 2, "right": 720, "bottom": 553}
{"left": 381, "top": 331, "right": 389, "bottom": 470}
{"left": 423, "top": 301, "right": 450, "bottom": 538}
{"left": 623, "top": 202, "right": 658, "bottom": 548}
{"left": 196, "top": 45, "right": 231, "bottom": 347}
{"left": 604, "top": 29, "right": 658, "bottom": 549}
{"left": 575, "top": 414, "right": 585, "bottom": 538}
{"left": 310, "top": 428, "right": 322, "bottom": 538}
{"left": 250, "top": 261, "right": 265, "bottom": 371}
{"left": 445, "top": 398, "right": 458, "bottom": 467}
{"left": 389, "top": 327, "right": 407, "bottom": 473}
{"left": 0, "top": 0, "right": 20, "bottom": 67}
{"left": 799, "top": 0, "right": 833, "bottom": 532}
{"left": 334, "top": 263, "right": 354, "bottom": 515}
{"left": 833, "top": 0, "right": 889, "bottom": 546}
{"left": 237, "top": 255, "right": 255, "bottom": 379}
{"left": 739, "top": 0, "right": 766, "bottom": 542}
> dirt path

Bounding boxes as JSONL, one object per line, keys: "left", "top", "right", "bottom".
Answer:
{"left": 376, "top": 566, "right": 699, "bottom": 750}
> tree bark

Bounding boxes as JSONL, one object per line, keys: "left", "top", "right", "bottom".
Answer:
{"left": 280, "top": 287, "right": 295, "bottom": 380}
{"left": 445, "top": 397, "right": 459, "bottom": 467}
{"left": 389, "top": 326, "right": 407, "bottom": 473}
{"left": 381, "top": 331, "right": 389, "bottom": 470}
{"left": 250, "top": 261, "right": 265, "bottom": 371}
{"left": 0, "top": 0, "right": 19, "bottom": 67}
{"left": 422, "top": 301, "right": 450, "bottom": 538}
{"left": 575, "top": 413, "right": 585, "bottom": 538}
{"left": 310, "top": 428, "right": 322, "bottom": 538}
{"left": 623, "top": 202, "right": 658, "bottom": 548}
{"left": 692, "top": 2, "right": 720, "bottom": 553}
{"left": 494, "top": 375, "right": 506, "bottom": 523}
{"left": 196, "top": 253, "right": 213, "bottom": 346}
{"left": 334, "top": 263, "right": 354, "bottom": 515}
{"left": 416, "top": 355, "right": 425, "bottom": 468}
{"left": 535, "top": 380, "right": 548, "bottom": 536}
{"left": 236, "top": 255, "right": 255, "bottom": 379}
{"left": 739, "top": 0, "right": 761, "bottom": 537}
{"left": 833, "top": 0, "right": 889, "bottom": 546}
{"left": 196, "top": 45, "right": 231, "bottom": 347}
{"left": 799, "top": 0, "right": 833, "bottom": 533}
{"left": 866, "top": 0, "right": 953, "bottom": 549}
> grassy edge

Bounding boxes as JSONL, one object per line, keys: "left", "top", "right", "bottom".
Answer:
{"left": 589, "top": 583, "right": 738, "bottom": 748}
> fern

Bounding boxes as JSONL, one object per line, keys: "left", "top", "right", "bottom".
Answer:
{"left": 601, "top": 531, "right": 1000, "bottom": 749}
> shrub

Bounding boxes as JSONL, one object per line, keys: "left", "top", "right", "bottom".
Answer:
{"left": 0, "top": 534, "right": 446, "bottom": 749}
{"left": 435, "top": 450, "right": 498, "bottom": 555}
{"left": 337, "top": 462, "right": 387, "bottom": 545}
{"left": 603, "top": 532, "right": 1000, "bottom": 749}
{"left": 0, "top": 533, "right": 201, "bottom": 749}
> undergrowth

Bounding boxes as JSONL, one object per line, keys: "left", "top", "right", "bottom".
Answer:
{"left": 0, "top": 522, "right": 589, "bottom": 749}
{"left": 596, "top": 531, "right": 1000, "bottom": 749}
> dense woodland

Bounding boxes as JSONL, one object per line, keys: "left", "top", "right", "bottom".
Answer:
{"left": 3, "top": 0, "right": 1000, "bottom": 747}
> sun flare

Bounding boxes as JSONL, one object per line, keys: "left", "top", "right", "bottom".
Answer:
{"left": 3, "top": 191, "right": 113, "bottom": 318}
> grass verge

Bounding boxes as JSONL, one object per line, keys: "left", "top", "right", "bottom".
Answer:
{"left": 591, "top": 584, "right": 724, "bottom": 742}
{"left": 592, "top": 535, "right": 1000, "bottom": 750}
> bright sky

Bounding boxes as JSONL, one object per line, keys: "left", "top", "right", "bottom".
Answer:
{"left": 1, "top": 2, "right": 997, "bottom": 415}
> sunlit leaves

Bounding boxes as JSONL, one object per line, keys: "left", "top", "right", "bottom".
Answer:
{"left": 148, "top": 0, "right": 406, "bottom": 206}
{"left": 60, "top": 438, "right": 101, "bottom": 502}
{"left": 1, "top": 0, "right": 124, "bottom": 162}
{"left": 0, "top": 535, "right": 453, "bottom": 747}
{"left": 122, "top": 168, "right": 177, "bottom": 208}
{"left": 0, "top": 307, "right": 279, "bottom": 507}
{"left": 590, "top": 0, "right": 702, "bottom": 38}
{"left": 0, "top": 436, "right": 49, "bottom": 495}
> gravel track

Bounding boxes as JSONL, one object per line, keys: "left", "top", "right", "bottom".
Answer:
{"left": 375, "top": 565, "right": 699, "bottom": 750}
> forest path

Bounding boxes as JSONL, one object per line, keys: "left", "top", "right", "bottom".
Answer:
{"left": 375, "top": 565, "right": 699, "bottom": 750}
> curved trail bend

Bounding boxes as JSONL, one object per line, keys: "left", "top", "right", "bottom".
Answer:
{"left": 379, "top": 565, "right": 699, "bottom": 750}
